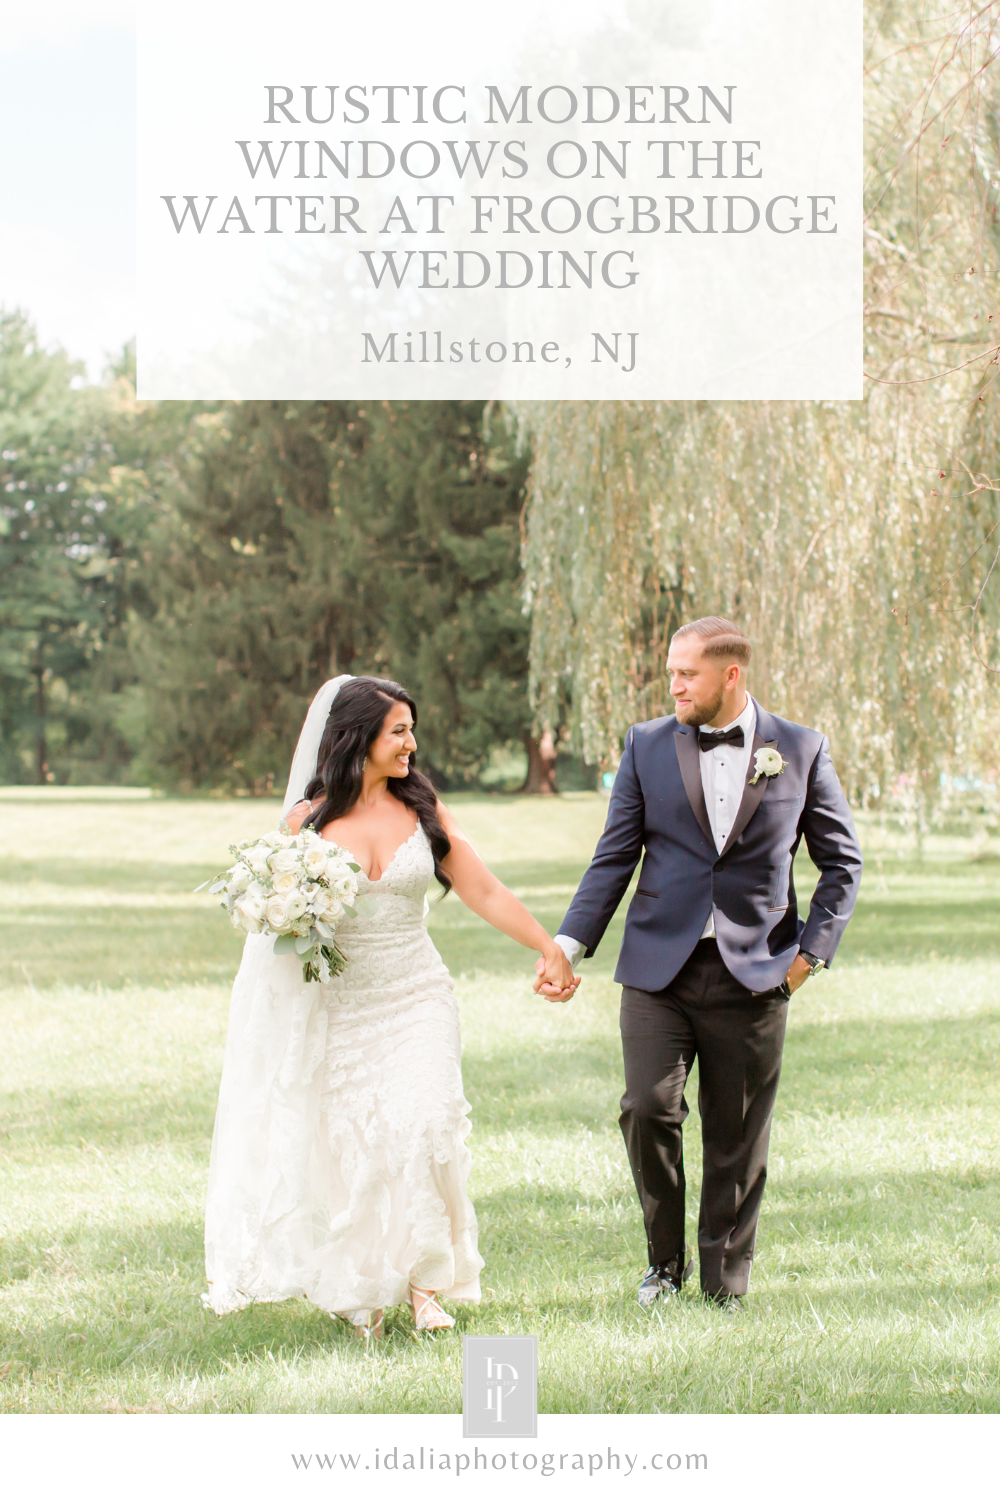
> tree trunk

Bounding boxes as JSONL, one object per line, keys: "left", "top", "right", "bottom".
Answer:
{"left": 522, "top": 730, "right": 558, "bottom": 795}
{"left": 34, "top": 661, "right": 48, "bottom": 785}
{"left": 327, "top": 639, "right": 356, "bottom": 677}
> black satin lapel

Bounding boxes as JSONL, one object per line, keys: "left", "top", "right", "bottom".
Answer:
{"left": 674, "top": 727, "right": 714, "bottom": 846}
{"left": 721, "top": 733, "right": 776, "bottom": 856}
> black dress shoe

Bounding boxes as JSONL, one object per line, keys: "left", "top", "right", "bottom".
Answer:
{"left": 638, "top": 1251, "right": 693, "bottom": 1308}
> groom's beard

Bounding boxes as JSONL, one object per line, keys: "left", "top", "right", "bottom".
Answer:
{"left": 675, "top": 686, "right": 726, "bottom": 728}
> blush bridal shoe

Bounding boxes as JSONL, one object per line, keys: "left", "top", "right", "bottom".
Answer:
{"left": 410, "top": 1289, "right": 455, "bottom": 1331}
{"left": 334, "top": 1309, "right": 384, "bottom": 1341}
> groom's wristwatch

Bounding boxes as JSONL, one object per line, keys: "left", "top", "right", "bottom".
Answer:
{"left": 800, "top": 951, "right": 825, "bottom": 977}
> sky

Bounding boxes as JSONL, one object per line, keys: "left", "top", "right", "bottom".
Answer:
{"left": 0, "top": 1, "right": 136, "bottom": 381}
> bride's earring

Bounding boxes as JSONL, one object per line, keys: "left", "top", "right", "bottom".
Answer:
{"left": 362, "top": 756, "right": 369, "bottom": 770}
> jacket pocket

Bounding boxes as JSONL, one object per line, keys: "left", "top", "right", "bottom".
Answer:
{"left": 635, "top": 887, "right": 658, "bottom": 898}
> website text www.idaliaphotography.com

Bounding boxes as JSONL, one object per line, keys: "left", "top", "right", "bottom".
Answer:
{"left": 290, "top": 1445, "right": 707, "bottom": 1477}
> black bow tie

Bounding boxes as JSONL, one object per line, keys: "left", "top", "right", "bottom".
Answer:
{"left": 698, "top": 725, "right": 745, "bottom": 751}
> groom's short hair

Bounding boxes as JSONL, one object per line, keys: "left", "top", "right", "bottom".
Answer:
{"left": 673, "top": 616, "right": 751, "bottom": 668}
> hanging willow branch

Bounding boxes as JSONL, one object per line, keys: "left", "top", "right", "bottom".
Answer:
{"left": 511, "top": 0, "right": 1000, "bottom": 810}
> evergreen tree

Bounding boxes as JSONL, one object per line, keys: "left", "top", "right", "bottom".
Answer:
{"left": 127, "top": 399, "right": 535, "bottom": 792}
{"left": 0, "top": 314, "right": 125, "bottom": 782}
{"left": 324, "top": 400, "right": 534, "bottom": 781}
{"left": 125, "top": 400, "right": 349, "bottom": 791}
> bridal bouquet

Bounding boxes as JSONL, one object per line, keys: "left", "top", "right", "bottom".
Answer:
{"left": 199, "top": 825, "right": 374, "bottom": 982}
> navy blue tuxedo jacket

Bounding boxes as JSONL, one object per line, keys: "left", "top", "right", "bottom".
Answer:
{"left": 560, "top": 701, "right": 863, "bottom": 994}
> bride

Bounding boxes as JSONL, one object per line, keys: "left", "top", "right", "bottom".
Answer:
{"left": 203, "top": 674, "right": 579, "bottom": 1337}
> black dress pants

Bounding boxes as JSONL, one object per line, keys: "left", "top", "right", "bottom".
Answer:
{"left": 619, "top": 938, "right": 790, "bottom": 1298}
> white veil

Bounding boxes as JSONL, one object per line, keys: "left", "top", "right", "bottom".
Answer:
{"left": 281, "top": 674, "right": 354, "bottom": 818}
{"left": 204, "top": 674, "right": 355, "bottom": 1313}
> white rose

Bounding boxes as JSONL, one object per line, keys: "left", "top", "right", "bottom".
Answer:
{"left": 228, "top": 862, "right": 252, "bottom": 894}
{"left": 302, "top": 846, "right": 328, "bottom": 878}
{"left": 265, "top": 894, "right": 291, "bottom": 930}
{"left": 319, "top": 893, "right": 344, "bottom": 922}
{"left": 261, "top": 831, "right": 283, "bottom": 849}
{"left": 233, "top": 896, "right": 264, "bottom": 934}
{"left": 332, "top": 874, "right": 356, "bottom": 899}
{"left": 271, "top": 870, "right": 298, "bottom": 894}
{"left": 246, "top": 849, "right": 270, "bottom": 878}
{"left": 285, "top": 891, "right": 308, "bottom": 920}
{"left": 269, "top": 849, "right": 300, "bottom": 875}
{"left": 241, "top": 886, "right": 268, "bottom": 922}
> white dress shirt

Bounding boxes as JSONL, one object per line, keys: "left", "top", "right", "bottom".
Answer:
{"left": 696, "top": 694, "right": 756, "bottom": 937}
{"left": 554, "top": 695, "right": 756, "bottom": 966}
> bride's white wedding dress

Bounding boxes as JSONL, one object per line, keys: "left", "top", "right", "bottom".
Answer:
{"left": 204, "top": 820, "right": 483, "bottom": 1318}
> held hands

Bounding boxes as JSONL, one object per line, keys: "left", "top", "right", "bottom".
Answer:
{"left": 533, "top": 946, "right": 581, "bottom": 1004}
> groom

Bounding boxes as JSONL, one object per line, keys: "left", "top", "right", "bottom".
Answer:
{"left": 540, "top": 617, "right": 862, "bottom": 1309}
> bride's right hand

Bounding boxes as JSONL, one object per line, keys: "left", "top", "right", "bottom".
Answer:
{"left": 533, "top": 948, "right": 580, "bottom": 1004}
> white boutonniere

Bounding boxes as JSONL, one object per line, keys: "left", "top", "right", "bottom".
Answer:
{"left": 749, "top": 747, "right": 787, "bottom": 785}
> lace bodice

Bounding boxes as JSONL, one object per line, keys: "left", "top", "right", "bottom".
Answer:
{"left": 340, "top": 822, "right": 432, "bottom": 931}
{"left": 324, "top": 822, "right": 440, "bottom": 999}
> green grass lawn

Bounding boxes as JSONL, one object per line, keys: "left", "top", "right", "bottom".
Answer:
{"left": 1, "top": 789, "right": 999, "bottom": 1413}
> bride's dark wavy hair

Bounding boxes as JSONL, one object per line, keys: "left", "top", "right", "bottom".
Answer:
{"left": 301, "top": 676, "right": 452, "bottom": 893}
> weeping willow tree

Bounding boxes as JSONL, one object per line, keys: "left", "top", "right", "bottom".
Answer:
{"left": 516, "top": 1, "right": 1000, "bottom": 813}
